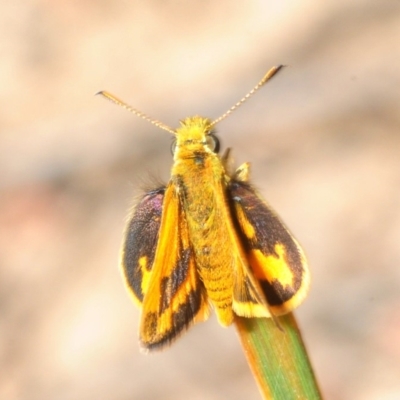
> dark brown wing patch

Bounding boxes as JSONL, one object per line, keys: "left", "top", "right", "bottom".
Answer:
{"left": 121, "top": 187, "right": 165, "bottom": 304}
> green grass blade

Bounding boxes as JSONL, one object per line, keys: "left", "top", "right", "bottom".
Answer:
{"left": 235, "top": 313, "right": 322, "bottom": 400}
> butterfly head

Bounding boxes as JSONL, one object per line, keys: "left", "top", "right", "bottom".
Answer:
{"left": 172, "top": 116, "right": 220, "bottom": 158}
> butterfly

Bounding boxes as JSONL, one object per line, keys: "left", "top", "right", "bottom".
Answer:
{"left": 98, "top": 65, "right": 309, "bottom": 351}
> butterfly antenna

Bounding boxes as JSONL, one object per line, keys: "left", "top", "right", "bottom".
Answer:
{"left": 96, "top": 91, "right": 176, "bottom": 135}
{"left": 210, "top": 65, "right": 284, "bottom": 128}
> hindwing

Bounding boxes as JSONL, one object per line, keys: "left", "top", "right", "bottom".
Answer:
{"left": 229, "top": 177, "right": 309, "bottom": 316}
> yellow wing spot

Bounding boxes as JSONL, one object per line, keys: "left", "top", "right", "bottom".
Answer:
{"left": 234, "top": 206, "right": 256, "bottom": 239}
{"left": 249, "top": 244, "right": 294, "bottom": 287}
{"left": 139, "top": 256, "right": 152, "bottom": 295}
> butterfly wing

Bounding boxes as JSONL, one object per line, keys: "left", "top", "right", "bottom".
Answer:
{"left": 123, "top": 183, "right": 209, "bottom": 350}
{"left": 229, "top": 175, "right": 310, "bottom": 317}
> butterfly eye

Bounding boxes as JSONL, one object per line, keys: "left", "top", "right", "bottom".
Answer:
{"left": 170, "top": 139, "right": 177, "bottom": 155}
{"left": 206, "top": 133, "right": 220, "bottom": 153}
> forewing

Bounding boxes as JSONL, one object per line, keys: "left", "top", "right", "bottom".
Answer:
{"left": 229, "top": 179, "right": 310, "bottom": 316}
{"left": 140, "top": 184, "right": 209, "bottom": 350}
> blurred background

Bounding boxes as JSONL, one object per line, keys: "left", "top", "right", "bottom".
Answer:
{"left": 1, "top": 1, "right": 400, "bottom": 399}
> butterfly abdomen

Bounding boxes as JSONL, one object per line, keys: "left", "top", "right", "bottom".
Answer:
{"left": 173, "top": 151, "right": 237, "bottom": 326}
